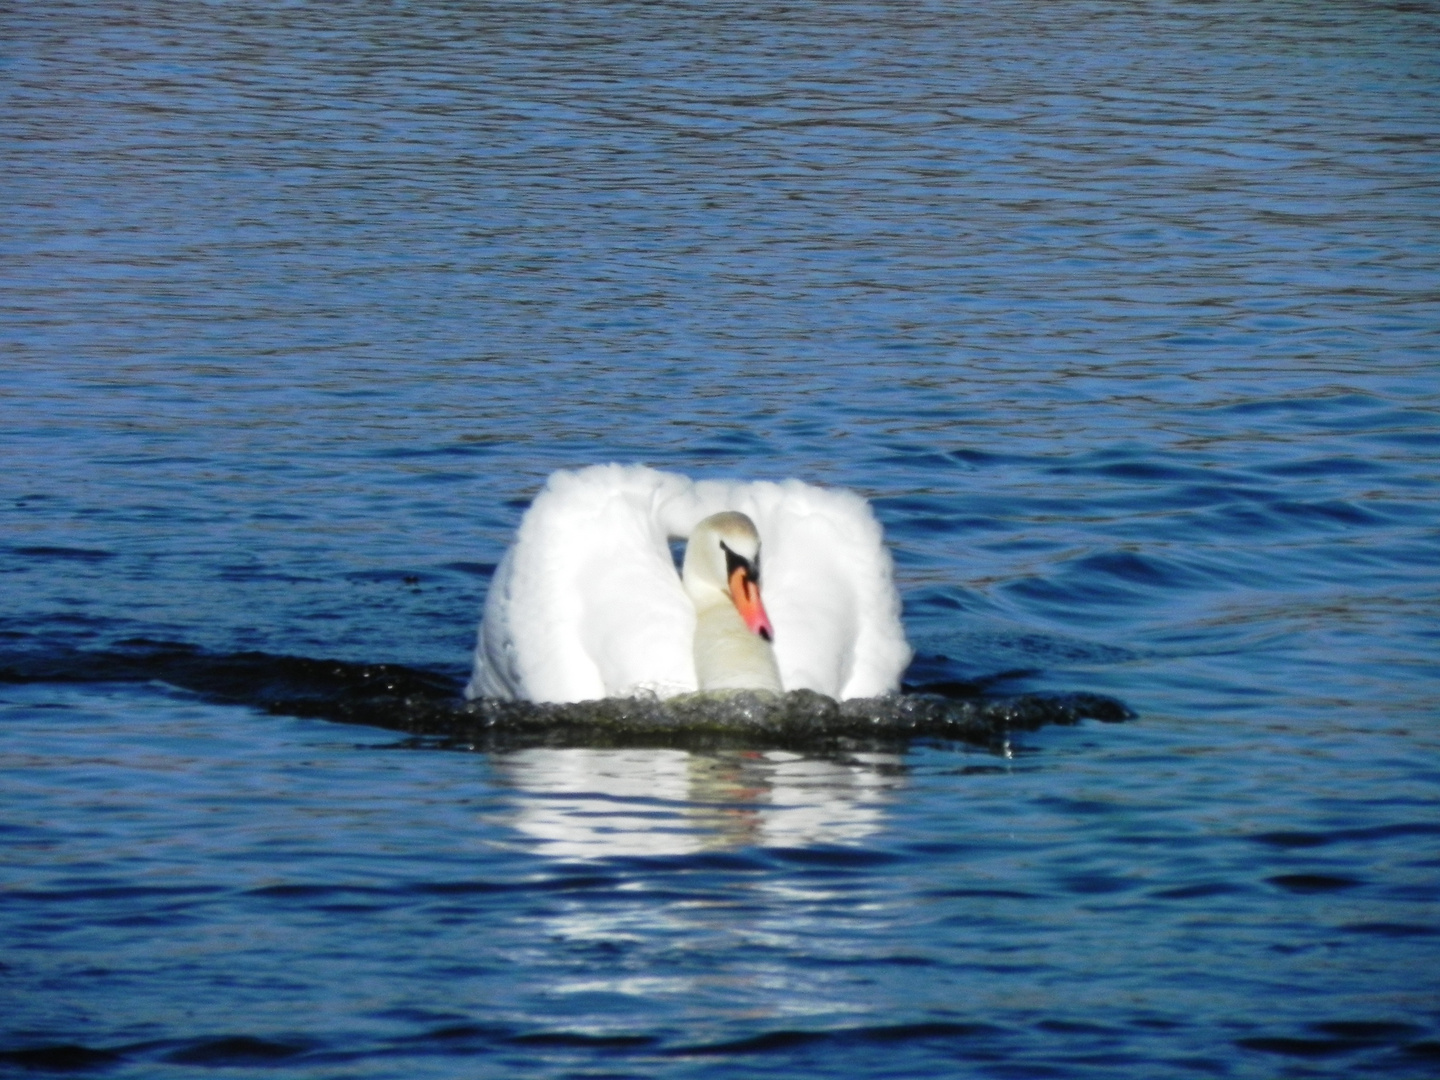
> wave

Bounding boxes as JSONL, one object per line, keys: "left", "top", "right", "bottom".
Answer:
{"left": 0, "top": 640, "right": 1132, "bottom": 752}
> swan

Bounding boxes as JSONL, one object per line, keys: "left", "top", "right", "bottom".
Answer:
{"left": 467, "top": 464, "right": 911, "bottom": 703}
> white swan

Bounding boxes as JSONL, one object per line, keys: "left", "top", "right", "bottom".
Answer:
{"left": 467, "top": 464, "right": 911, "bottom": 703}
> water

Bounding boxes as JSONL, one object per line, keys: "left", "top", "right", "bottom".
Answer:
{"left": 3, "top": 1, "right": 1439, "bottom": 1075}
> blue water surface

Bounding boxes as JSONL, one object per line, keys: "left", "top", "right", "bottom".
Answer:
{"left": 3, "top": 1, "right": 1439, "bottom": 1076}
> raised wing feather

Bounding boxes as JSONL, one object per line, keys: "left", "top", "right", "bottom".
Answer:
{"left": 470, "top": 466, "right": 695, "bottom": 702}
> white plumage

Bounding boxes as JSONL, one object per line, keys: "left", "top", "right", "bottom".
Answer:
{"left": 467, "top": 464, "right": 911, "bottom": 703}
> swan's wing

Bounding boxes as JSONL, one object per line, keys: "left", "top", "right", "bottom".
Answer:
{"left": 751, "top": 480, "right": 910, "bottom": 699}
{"left": 470, "top": 465, "right": 698, "bottom": 703}
{"left": 659, "top": 477, "right": 911, "bottom": 700}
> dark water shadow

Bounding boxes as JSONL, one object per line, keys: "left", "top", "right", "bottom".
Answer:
{"left": 0, "top": 640, "right": 1132, "bottom": 753}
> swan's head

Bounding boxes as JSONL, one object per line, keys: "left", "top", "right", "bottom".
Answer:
{"left": 681, "top": 511, "right": 775, "bottom": 642}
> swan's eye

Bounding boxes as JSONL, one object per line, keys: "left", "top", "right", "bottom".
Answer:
{"left": 719, "top": 541, "right": 756, "bottom": 583}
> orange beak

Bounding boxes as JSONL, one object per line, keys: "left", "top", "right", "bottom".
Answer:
{"left": 729, "top": 566, "right": 774, "bottom": 642}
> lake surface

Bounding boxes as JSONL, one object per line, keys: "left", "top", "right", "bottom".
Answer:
{"left": 3, "top": 1, "right": 1439, "bottom": 1076}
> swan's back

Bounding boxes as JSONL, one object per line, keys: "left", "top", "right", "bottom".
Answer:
{"left": 469, "top": 465, "right": 910, "bottom": 703}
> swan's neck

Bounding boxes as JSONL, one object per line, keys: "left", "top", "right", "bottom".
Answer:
{"left": 691, "top": 592, "right": 783, "bottom": 693}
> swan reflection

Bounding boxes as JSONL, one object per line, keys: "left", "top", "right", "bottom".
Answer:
{"left": 494, "top": 748, "right": 902, "bottom": 858}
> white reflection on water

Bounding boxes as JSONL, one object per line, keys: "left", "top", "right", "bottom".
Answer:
{"left": 494, "top": 748, "right": 903, "bottom": 858}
